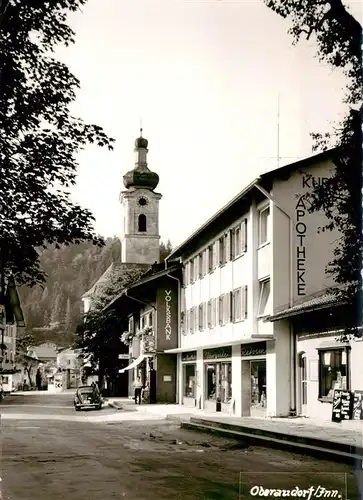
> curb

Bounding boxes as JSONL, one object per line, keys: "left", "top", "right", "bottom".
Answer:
{"left": 181, "top": 419, "right": 363, "bottom": 465}
{"left": 107, "top": 400, "right": 124, "bottom": 410}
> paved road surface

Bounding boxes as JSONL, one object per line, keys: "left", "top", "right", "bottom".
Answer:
{"left": 0, "top": 393, "right": 359, "bottom": 499}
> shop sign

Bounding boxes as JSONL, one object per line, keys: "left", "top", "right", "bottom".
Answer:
{"left": 352, "top": 390, "right": 363, "bottom": 420}
{"left": 204, "top": 346, "right": 232, "bottom": 360}
{"left": 165, "top": 289, "right": 172, "bottom": 341}
{"left": 241, "top": 342, "right": 267, "bottom": 357}
{"left": 156, "top": 283, "right": 178, "bottom": 350}
{"left": 182, "top": 351, "right": 197, "bottom": 362}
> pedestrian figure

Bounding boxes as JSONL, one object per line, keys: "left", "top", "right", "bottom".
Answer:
{"left": 134, "top": 376, "right": 143, "bottom": 404}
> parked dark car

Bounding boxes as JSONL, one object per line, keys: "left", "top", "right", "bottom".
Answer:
{"left": 74, "top": 385, "right": 102, "bottom": 411}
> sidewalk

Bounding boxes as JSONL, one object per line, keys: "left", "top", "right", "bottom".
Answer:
{"left": 106, "top": 400, "right": 363, "bottom": 459}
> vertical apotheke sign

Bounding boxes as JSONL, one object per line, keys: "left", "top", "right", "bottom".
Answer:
{"left": 295, "top": 174, "right": 329, "bottom": 297}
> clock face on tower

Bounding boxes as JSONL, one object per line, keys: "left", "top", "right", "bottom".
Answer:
{"left": 138, "top": 197, "right": 148, "bottom": 207}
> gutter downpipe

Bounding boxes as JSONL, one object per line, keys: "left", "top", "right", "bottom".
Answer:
{"left": 254, "top": 182, "right": 296, "bottom": 415}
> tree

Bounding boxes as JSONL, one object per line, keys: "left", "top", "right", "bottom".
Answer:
{"left": 74, "top": 266, "right": 147, "bottom": 389}
{"left": 0, "top": 0, "right": 114, "bottom": 289}
{"left": 15, "top": 332, "right": 36, "bottom": 387}
{"left": 160, "top": 239, "right": 173, "bottom": 263}
{"left": 265, "top": 0, "right": 362, "bottom": 335}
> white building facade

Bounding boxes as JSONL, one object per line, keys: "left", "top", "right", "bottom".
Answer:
{"left": 165, "top": 149, "right": 363, "bottom": 421}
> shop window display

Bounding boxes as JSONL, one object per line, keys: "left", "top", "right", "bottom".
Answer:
{"left": 206, "top": 362, "right": 232, "bottom": 403}
{"left": 319, "top": 348, "right": 348, "bottom": 398}
{"left": 183, "top": 364, "right": 196, "bottom": 398}
{"left": 250, "top": 360, "right": 267, "bottom": 408}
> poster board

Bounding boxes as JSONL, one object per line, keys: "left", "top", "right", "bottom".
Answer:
{"left": 352, "top": 390, "right": 363, "bottom": 420}
{"left": 340, "top": 390, "right": 353, "bottom": 420}
{"left": 331, "top": 389, "right": 342, "bottom": 422}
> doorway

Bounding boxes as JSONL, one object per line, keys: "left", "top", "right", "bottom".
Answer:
{"left": 250, "top": 360, "right": 267, "bottom": 416}
{"left": 299, "top": 352, "right": 307, "bottom": 416}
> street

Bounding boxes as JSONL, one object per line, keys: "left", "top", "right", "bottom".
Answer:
{"left": 0, "top": 393, "right": 359, "bottom": 500}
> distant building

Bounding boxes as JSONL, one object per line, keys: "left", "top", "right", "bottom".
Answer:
{"left": 32, "top": 342, "right": 58, "bottom": 364}
{"left": 1, "top": 275, "right": 26, "bottom": 393}
{"left": 56, "top": 347, "right": 82, "bottom": 389}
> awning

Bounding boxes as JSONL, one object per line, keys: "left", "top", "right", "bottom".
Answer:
{"left": 118, "top": 354, "right": 151, "bottom": 374}
{"left": 164, "top": 336, "right": 273, "bottom": 354}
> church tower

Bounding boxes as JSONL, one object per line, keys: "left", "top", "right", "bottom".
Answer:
{"left": 120, "top": 130, "right": 162, "bottom": 264}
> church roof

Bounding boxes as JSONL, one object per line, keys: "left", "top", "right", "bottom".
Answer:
{"left": 123, "top": 131, "right": 159, "bottom": 191}
{"left": 82, "top": 262, "right": 151, "bottom": 299}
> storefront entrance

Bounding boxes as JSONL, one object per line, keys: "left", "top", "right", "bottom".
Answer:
{"left": 181, "top": 351, "right": 197, "bottom": 408}
{"left": 250, "top": 360, "right": 267, "bottom": 416}
{"left": 298, "top": 352, "right": 307, "bottom": 416}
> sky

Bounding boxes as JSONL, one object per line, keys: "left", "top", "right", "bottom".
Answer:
{"left": 56, "top": 0, "right": 362, "bottom": 248}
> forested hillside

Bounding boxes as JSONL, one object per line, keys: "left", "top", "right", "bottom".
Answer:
{"left": 18, "top": 238, "right": 172, "bottom": 346}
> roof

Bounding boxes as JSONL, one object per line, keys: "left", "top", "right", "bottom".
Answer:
{"left": 259, "top": 148, "right": 337, "bottom": 186}
{"left": 166, "top": 148, "right": 338, "bottom": 261}
{"left": 265, "top": 293, "right": 344, "bottom": 322}
{"left": 33, "top": 344, "right": 58, "bottom": 359}
{"left": 166, "top": 179, "right": 260, "bottom": 260}
{"left": 82, "top": 262, "right": 151, "bottom": 299}
{"left": 104, "top": 263, "right": 181, "bottom": 311}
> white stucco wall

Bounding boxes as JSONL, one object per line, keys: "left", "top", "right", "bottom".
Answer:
{"left": 296, "top": 335, "right": 363, "bottom": 420}
{"left": 271, "top": 159, "right": 339, "bottom": 309}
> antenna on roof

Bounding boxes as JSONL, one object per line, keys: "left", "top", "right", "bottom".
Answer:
{"left": 277, "top": 92, "right": 280, "bottom": 169}
{"left": 140, "top": 117, "right": 143, "bottom": 137}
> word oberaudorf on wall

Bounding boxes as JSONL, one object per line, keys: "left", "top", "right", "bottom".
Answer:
{"left": 165, "top": 289, "right": 172, "bottom": 341}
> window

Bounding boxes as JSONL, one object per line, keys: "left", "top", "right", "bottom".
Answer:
{"left": 189, "top": 309, "right": 194, "bottom": 333}
{"left": 138, "top": 214, "right": 147, "bottom": 232}
{"left": 194, "top": 306, "right": 199, "bottom": 332}
{"left": 211, "top": 298, "right": 217, "bottom": 327}
{"left": 148, "top": 312, "right": 153, "bottom": 326}
{"left": 233, "top": 286, "right": 248, "bottom": 321}
{"left": 181, "top": 312, "right": 186, "bottom": 336}
{"left": 241, "top": 219, "right": 247, "bottom": 253}
{"left": 259, "top": 206, "right": 270, "bottom": 245}
{"left": 213, "top": 242, "right": 218, "bottom": 269}
{"left": 218, "top": 293, "right": 232, "bottom": 326}
{"left": 251, "top": 360, "right": 267, "bottom": 408}
{"left": 198, "top": 254, "right": 203, "bottom": 279}
{"left": 258, "top": 279, "right": 271, "bottom": 316}
{"left": 190, "top": 260, "right": 195, "bottom": 283}
{"left": 219, "top": 237, "right": 225, "bottom": 266}
{"left": 141, "top": 315, "right": 146, "bottom": 329}
{"left": 183, "top": 364, "right": 196, "bottom": 397}
{"left": 206, "top": 362, "right": 232, "bottom": 403}
{"left": 198, "top": 303, "right": 204, "bottom": 330}
{"left": 128, "top": 316, "right": 134, "bottom": 333}
{"left": 218, "top": 296, "right": 223, "bottom": 325}
{"left": 224, "top": 233, "right": 230, "bottom": 263}
{"left": 208, "top": 245, "right": 213, "bottom": 272}
{"left": 318, "top": 348, "right": 349, "bottom": 399}
{"left": 233, "top": 288, "right": 241, "bottom": 321}
{"left": 194, "top": 258, "right": 198, "bottom": 282}
{"left": 207, "top": 300, "right": 212, "bottom": 328}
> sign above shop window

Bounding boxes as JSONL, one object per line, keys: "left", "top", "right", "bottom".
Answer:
{"left": 182, "top": 351, "right": 197, "bottom": 362}
{"left": 204, "top": 346, "right": 232, "bottom": 360}
{"left": 241, "top": 342, "right": 267, "bottom": 357}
